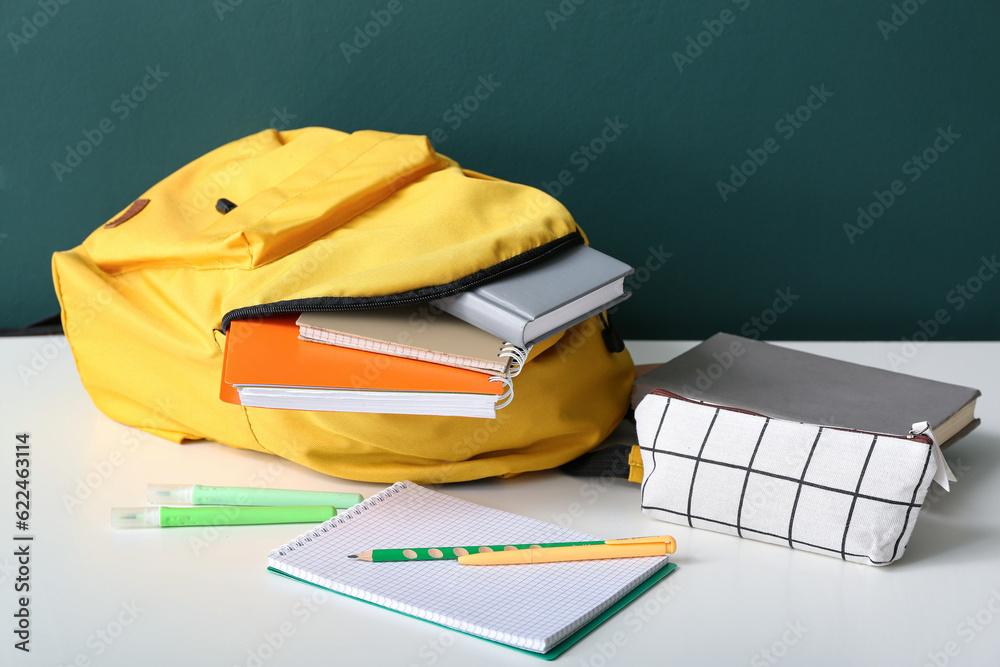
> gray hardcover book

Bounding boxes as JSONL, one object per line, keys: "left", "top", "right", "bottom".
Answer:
{"left": 431, "top": 245, "right": 633, "bottom": 348}
{"left": 633, "top": 333, "right": 981, "bottom": 449}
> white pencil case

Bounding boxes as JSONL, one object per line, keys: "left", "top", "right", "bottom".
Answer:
{"left": 635, "top": 389, "right": 945, "bottom": 566}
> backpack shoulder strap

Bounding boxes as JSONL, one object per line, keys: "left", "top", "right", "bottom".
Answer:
{"left": 0, "top": 313, "right": 63, "bottom": 336}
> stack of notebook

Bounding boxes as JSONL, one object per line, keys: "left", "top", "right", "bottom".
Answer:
{"left": 220, "top": 244, "right": 633, "bottom": 418}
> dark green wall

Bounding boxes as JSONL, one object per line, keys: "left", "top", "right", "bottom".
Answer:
{"left": 3, "top": 1, "right": 998, "bottom": 340}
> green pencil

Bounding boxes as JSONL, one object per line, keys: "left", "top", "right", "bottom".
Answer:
{"left": 349, "top": 540, "right": 605, "bottom": 562}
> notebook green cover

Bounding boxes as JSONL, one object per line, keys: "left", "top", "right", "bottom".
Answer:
{"left": 266, "top": 481, "right": 676, "bottom": 657}
{"left": 268, "top": 562, "right": 677, "bottom": 659}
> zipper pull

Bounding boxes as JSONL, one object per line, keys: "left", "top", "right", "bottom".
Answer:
{"left": 910, "top": 421, "right": 956, "bottom": 492}
{"left": 599, "top": 312, "right": 625, "bottom": 353}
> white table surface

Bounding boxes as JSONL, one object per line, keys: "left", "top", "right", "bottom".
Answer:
{"left": 1, "top": 336, "right": 997, "bottom": 666}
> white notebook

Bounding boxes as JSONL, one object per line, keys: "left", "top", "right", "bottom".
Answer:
{"left": 267, "top": 482, "right": 674, "bottom": 656}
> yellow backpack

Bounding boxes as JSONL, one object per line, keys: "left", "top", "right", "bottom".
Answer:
{"left": 52, "top": 127, "right": 634, "bottom": 484}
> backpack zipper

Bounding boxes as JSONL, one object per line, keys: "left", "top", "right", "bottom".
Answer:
{"left": 220, "top": 231, "right": 584, "bottom": 332}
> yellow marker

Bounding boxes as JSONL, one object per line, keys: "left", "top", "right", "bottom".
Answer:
{"left": 457, "top": 535, "right": 676, "bottom": 565}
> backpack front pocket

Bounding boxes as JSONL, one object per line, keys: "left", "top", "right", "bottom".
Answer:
{"left": 83, "top": 129, "right": 445, "bottom": 272}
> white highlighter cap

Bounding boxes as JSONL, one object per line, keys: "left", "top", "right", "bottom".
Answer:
{"left": 111, "top": 507, "right": 162, "bottom": 529}
{"left": 146, "top": 484, "right": 195, "bottom": 505}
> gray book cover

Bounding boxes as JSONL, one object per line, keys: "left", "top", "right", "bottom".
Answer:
{"left": 432, "top": 245, "right": 633, "bottom": 347}
{"left": 633, "top": 333, "right": 981, "bottom": 449}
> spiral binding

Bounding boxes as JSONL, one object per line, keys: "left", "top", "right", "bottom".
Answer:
{"left": 489, "top": 344, "right": 530, "bottom": 410}
{"left": 488, "top": 374, "right": 514, "bottom": 410}
{"left": 499, "top": 343, "right": 531, "bottom": 378}
{"left": 268, "top": 481, "right": 409, "bottom": 557}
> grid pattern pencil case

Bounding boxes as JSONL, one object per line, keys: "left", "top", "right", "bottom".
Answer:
{"left": 635, "top": 390, "right": 940, "bottom": 566}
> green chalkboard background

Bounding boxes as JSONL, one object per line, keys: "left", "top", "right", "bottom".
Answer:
{"left": 3, "top": 1, "right": 998, "bottom": 341}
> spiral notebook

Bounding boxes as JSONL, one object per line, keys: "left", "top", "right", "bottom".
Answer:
{"left": 221, "top": 315, "right": 508, "bottom": 418}
{"left": 266, "top": 482, "right": 676, "bottom": 658}
{"left": 296, "top": 307, "right": 528, "bottom": 376}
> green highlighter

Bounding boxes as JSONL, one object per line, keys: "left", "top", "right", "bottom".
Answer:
{"left": 110, "top": 505, "right": 336, "bottom": 528}
{"left": 146, "top": 484, "right": 363, "bottom": 508}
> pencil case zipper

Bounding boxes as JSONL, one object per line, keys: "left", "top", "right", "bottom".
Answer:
{"left": 648, "top": 389, "right": 934, "bottom": 445}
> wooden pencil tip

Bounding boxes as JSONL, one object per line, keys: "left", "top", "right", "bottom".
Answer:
{"left": 347, "top": 554, "right": 357, "bottom": 559}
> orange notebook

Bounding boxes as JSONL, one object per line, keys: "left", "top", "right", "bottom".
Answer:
{"left": 221, "top": 315, "right": 503, "bottom": 402}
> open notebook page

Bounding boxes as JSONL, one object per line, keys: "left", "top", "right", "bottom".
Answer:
{"left": 267, "top": 482, "right": 671, "bottom": 654}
